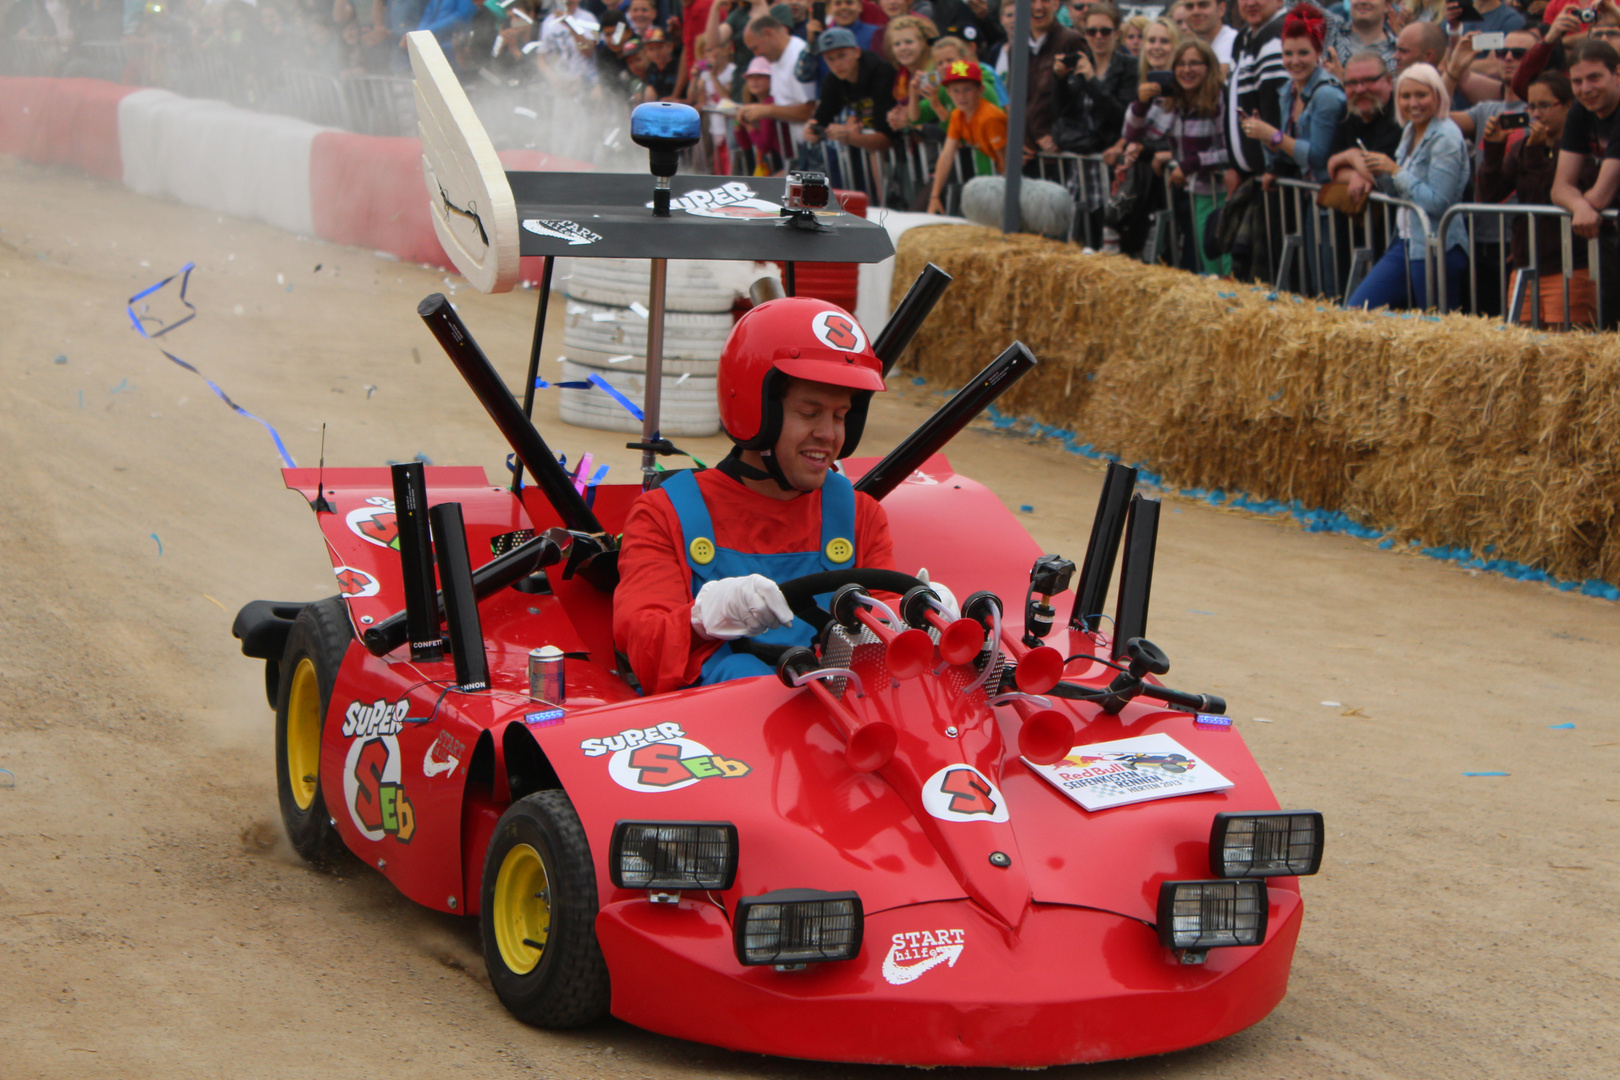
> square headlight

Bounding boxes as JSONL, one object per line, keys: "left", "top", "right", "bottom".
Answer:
{"left": 1210, "top": 811, "right": 1324, "bottom": 878}
{"left": 609, "top": 821, "right": 738, "bottom": 892}
{"left": 734, "top": 888, "right": 863, "bottom": 966}
{"left": 1157, "top": 879, "right": 1268, "bottom": 950}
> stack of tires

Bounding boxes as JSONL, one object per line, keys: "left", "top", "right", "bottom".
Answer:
{"left": 559, "top": 259, "right": 766, "bottom": 437}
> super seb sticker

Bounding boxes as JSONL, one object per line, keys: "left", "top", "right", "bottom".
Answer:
{"left": 580, "top": 724, "right": 750, "bottom": 793}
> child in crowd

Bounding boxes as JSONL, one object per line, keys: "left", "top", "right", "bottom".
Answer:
{"left": 736, "top": 55, "right": 783, "bottom": 168}
{"left": 927, "top": 58, "right": 1008, "bottom": 213}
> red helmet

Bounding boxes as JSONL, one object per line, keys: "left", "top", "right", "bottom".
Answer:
{"left": 717, "top": 297, "right": 885, "bottom": 458}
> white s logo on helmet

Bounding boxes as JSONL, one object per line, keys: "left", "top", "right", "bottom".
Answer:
{"left": 810, "top": 309, "right": 867, "bottom": 353}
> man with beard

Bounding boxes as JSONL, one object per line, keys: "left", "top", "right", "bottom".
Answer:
{"left": 1321, "top": 51, "right": 1401, "bottom": 294}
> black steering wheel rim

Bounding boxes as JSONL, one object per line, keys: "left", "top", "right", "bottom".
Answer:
{"left": 776, "top": 568, "right": 928, "bottom": 621}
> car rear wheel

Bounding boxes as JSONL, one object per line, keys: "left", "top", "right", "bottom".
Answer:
{"left": 480, "top": 790, "right": 610, "bottom": 1028}
{"left": 275, "top": 597, "right": 351, "bottom": 863}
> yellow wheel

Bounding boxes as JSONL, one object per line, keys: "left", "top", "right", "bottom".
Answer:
{"left": 493, "top": 843, "right": 551, "bottom": 975}
{"left": 274, "top": 598, "right": 350, "bottom": 863}
{"left": 284, "top": 658, "right": 321, "bottom": 812}
{"left": 480, "top": 790, "right": 609, "bottom": 1027}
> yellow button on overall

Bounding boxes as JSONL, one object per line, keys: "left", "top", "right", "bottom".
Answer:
{"left": 825, "top": 537, "right": 853, "bottom": 563}
{"left": 689, "top": 537, "right": 715, "bottom": 565}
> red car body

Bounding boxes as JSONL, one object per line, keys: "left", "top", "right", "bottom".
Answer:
{"left": 277, "top": 452, "right": 1302, "bottom": 1067}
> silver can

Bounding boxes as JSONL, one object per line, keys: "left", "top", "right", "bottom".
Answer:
{"left": 529, "top": 645, "right": 565, "bottom": 703}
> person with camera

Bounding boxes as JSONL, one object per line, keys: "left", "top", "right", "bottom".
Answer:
{"left": 1072, "top": 2, "right": 1138, "bottom": 111}
{"left": 1478, "top": 72, "right": 1603, "bottom": 325}
{"left": 1509, "top": 1, "right": 1620, "bottom": 101}
{"left": 1048, "top": 19, "right": 1129, "bottom": 156}
{"left": 1123, "top": 36, "right": 1232, "bottom": 271}
{"left": 1344, "top": 62, "right": 1472, "bottom": 310}
{"left": 802, "top": 25, "right": 898, "bottom": 152}
{"left": 927, "top": 57, "right": 1010, "bottom": 210}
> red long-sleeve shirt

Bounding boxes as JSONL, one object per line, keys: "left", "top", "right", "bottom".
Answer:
{"left": 613, "top": 468, "right": 896, "bottom": 695}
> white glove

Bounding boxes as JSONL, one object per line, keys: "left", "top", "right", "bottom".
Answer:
{"left": 690, "top": 574, "right": 795, "bottom": 640}
{"left": 916, "top": 568, "right": 961, "bottom": 621}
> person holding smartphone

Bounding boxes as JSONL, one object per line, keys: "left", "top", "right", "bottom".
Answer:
{"left": 1241, "top": 3, "right": 1343, "bottom": 293}
{"left": 1123, "top": 36, "right": 1231, "bottom": 272}
{"left": 1478, "top": 72, "right": 1602, "bottom": 325}
{"left": 1344, "top": 61, "right": 1472, "bottom": 310}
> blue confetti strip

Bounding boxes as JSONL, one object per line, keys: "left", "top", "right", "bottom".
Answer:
{"left": 127, "top": 263, "right": 295, "bottom": 468}
{"left": 0, "top": 767, "right": 13, "bottom": 788}
{"left": 1463, "top": 771, "right": 1509, "bottom": 777}
{"left": 1547, "top": 722, "right": 1576, "bottom": 729}
{"left": 965, "top": 397, "right": 1620, "bottom": 602}
{"left": 587, "top": 373, "right": 644, "bottom": 421}
{"left": 151, "top": 532, "right": 163, "bottom": 557}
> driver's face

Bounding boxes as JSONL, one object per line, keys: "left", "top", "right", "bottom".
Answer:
{"left": 773, "top": 379, "right": 851, "bottom": 491}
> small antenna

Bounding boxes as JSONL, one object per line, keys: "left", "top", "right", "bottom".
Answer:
{"left": 312, "top": 423, "right": 334, "bottom": 513}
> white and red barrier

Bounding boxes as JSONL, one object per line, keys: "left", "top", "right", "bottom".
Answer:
{"left": 0, "top": 75, "right": 591, "bottom": 275}
{"left": 0, "top": 75, "right": 964, "bottom": 318}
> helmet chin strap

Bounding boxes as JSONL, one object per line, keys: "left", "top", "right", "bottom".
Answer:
{"left": 721, "top": 446, "right": 802, "bottom": 493}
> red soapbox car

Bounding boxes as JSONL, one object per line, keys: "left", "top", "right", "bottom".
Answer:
{"left": 230, "top": 43, "right": 1322, "bottom": 1065}
{"left": 230, "top": 320, "right": 1323, "bottom": 1068}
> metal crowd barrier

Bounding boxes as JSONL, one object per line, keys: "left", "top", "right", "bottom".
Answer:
{"left": 1436, "top": 203, "right": 1617, "bottom": 331}
{"left": 1271, "top": 176, "right": 1436, "bottom": 307}
{"left": 1034, "top": 151, "right": 1111, "bottom": 247}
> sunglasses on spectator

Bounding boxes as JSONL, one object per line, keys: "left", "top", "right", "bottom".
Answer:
{"left": 1084, "top": 26, "right": 1115, "bottom": 35}
{"left": 1486, "top": 47, "right": 1528, "bottom": 58}
{"left": 1344, "top": 75, "right": 1388, "bottom": 87}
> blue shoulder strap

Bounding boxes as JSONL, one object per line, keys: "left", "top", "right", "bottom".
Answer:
{"left": 660, "top": 470, "right": 717, "bottom": 582}
{"left": 817, "top": 469, "right": 857, "bottom": 571}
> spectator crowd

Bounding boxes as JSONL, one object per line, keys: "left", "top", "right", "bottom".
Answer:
{"left": 5, "top": 0, "right": 1618, "bottom": 324}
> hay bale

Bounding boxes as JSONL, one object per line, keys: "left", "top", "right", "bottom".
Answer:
{"left": 959, "top": 176, "right": 1074, "bottom": 241}
{"left": 892, "top": 225, "right": 1620, "bottom": 586}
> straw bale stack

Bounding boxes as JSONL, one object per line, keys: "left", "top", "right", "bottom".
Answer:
{"left": 895, "top": 225, "right": 1620, "bottom": 585}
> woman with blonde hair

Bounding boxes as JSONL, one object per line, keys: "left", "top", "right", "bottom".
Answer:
{"left": 1124, "top": 35, "right": 1229, "bottom": 272}
{"left": 1343, "top": 62, "right": 1470, "bottom": 311}
{"left": 1121, "top": 13, "right": 1148, "bottom": 56}
{"left": 1136, "top": 16, "right": 1181, "bottom": 85}
{"left": 883, "top": 14, "right": 942, "bottom": 130}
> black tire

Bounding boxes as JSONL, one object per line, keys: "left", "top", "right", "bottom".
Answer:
{"left": 274, "top": 597, "right": 351, "bottom": 864}
{"left": 480, "top": 790, "right": 610, "bottom": 1028}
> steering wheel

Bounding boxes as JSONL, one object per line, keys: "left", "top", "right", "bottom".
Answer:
{"left": 775, "top": 568, "right": 929, "bottom": 628}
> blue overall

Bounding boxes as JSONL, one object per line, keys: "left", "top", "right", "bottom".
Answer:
{"left": 660, "top": 469, "right": 857, "bottom": 686}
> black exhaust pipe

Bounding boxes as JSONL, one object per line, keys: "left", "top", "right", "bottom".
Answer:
{"left": 1111, "top": 495, "right": 1160, "bottom": 662}
{"left": 391, "top": 462, "right": 443, "bottom": 662}
{"left": 872, "top": 263, "right": 952, "bottom": 378}
{"left": 854, "top": 342, "right": 1036, "bottom": 501}
{"left": 417, "top": 293, "right": 603, "bottom": 535}
{"left": 362, "top": 531, "right": 563, "bottom": 657}
{"left": 428, "top": 502, "right": 490, "bottom": 691}
{"left": 1070, "top": 461, "right": 1137, "bottom": 633}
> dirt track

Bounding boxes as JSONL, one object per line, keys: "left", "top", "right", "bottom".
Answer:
{"left": 1, "top": 155, "right": 1616, "bottom": 1080}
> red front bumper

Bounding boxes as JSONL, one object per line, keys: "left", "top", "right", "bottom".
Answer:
{"left": 596, "top": 890, "right": 1303, "bottom": 1067}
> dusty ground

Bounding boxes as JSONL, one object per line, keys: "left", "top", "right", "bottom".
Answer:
{"left": 1, "top": 154, "right": 1616, "bottom": 1080}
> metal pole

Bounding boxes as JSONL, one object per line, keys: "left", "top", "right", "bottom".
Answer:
{"left": 1002, "top": 0, "right": 1030, "bottom": 234}
{"left": 512, "top": 254, "right": 556, "bottom": 494}
{"left": 640, "top": 257, "right": 668, "bottom": 489}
